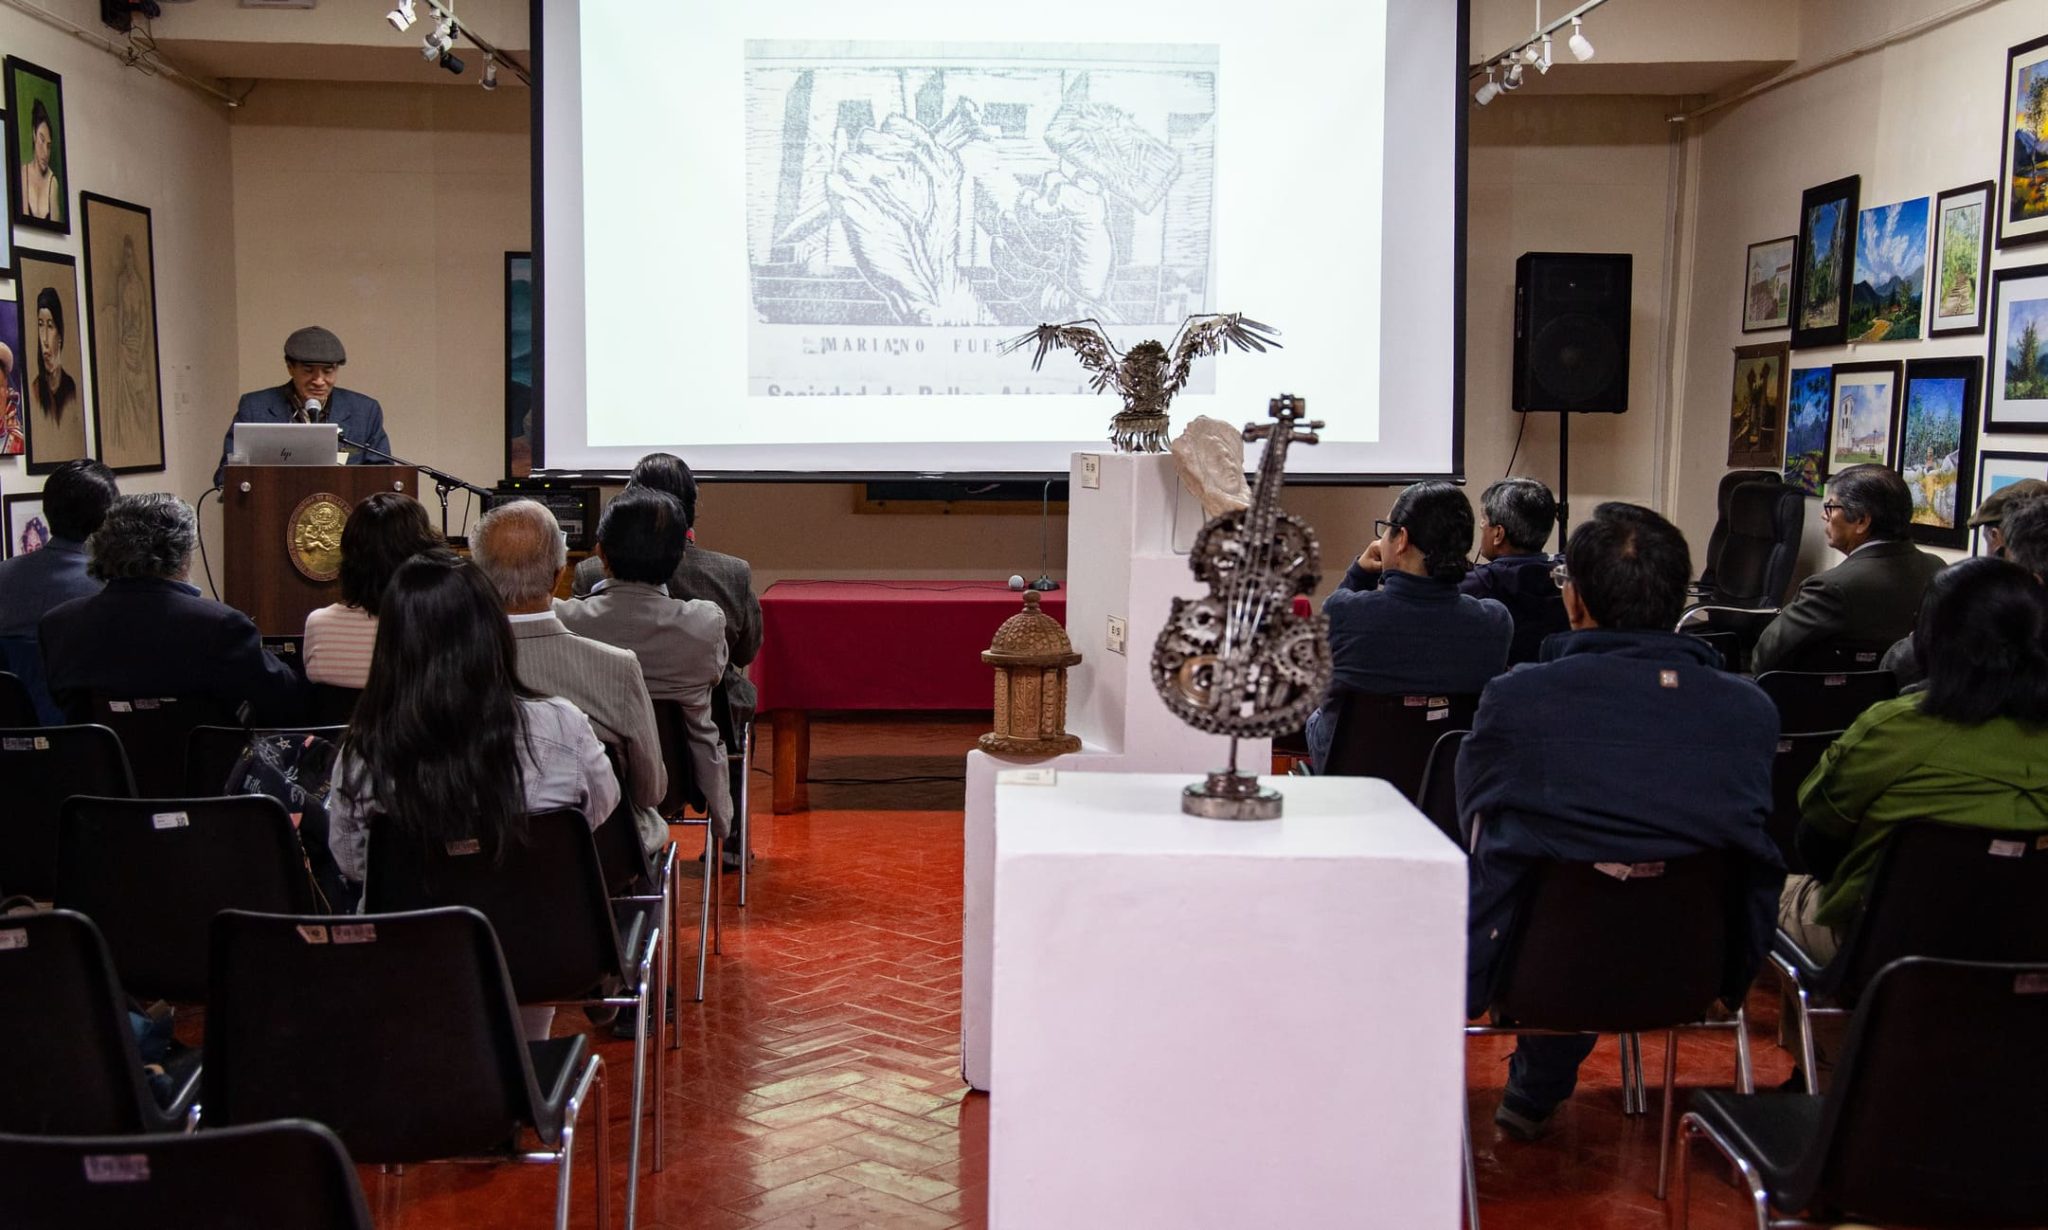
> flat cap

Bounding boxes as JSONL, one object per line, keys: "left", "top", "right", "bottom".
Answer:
{"left": 1969, "top": 478, "right": 2048, "bottom": 528}
{"left": 283, "top": 325, "right": 346, "bottom": 365}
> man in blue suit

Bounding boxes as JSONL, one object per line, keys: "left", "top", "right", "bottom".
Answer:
{"left": 213, "top": 326, "right": 390, "bottom": 487}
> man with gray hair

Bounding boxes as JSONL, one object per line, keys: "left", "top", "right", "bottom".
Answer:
{"left": 1461, "top": 477, "right": 1568, "bottom": 665}
{"left": 40, "top": 492, "right": 305, "bottom": 723}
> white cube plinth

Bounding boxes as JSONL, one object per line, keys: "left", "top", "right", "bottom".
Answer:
{"left": 989, "top": 772, "right": 1465, "bottom": 1230}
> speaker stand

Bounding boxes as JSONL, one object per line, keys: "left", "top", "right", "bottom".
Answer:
{"left": 1553, "top": 411, "right": 1572, "bottom": 555}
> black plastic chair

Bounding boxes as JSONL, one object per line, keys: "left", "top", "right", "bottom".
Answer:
{"left": 200, "top": 906, "right": 609, "bottom": 1230}
{"left": 0, "top": 909, "right": 200, "bottom": 1135}
{"left": 1696, "top": 470, "right": 1781, "bottom": 594}
{"left": 1678, "top": 957, "right": 2048, "bottom": 1230}
{"left": 0, "top": 670, "right": 36, "bottom": 727}
{"left": 0, "top": 636, "right": 60, "bottom": 725}
{"left": 0, "top": 1118, "right": 374, "bottom": 1230}
{"left": 0, "top": 723, "right": 135, "bottom": 901}
{"left": 1765, "top": 732, "right": 1837, "bottom": 875}
{"left": 1415, "top": 728, "right": 1469, "bottom": 847}
{"left": 594, "top": 740, "right": 681, "bottom": 1055}
{"left": 1695, "top": 481, "right": 1805, "bottom": 610}
{"left": 1320, "top": 690, "right": 1480, "bottom": 803}
{"left": 1770, "top": 822, "right": 2048, "bottom": 1094}
{"left": 56, "top": 794, "right": 318, "bottom": 1003}
{"left": 87, "top": 694, "right": 240, "bottom": 799}
{"left": 1779, "top": 639, "right": 1893, "bottom": 672}
{"left": 183, "top": 723, "right": 347, "bottom": 797}
{"left": 653, "top": 697, "right": 724, "bottom": 999}
{"left": 1754, "top": 669, "right": 1897, "bottom": 736}
{"left": 364, "top": 810, "right": 662, "bottom": 1225}
{"left": 1676, "top": 608, "right": 1775, "bottom": 674}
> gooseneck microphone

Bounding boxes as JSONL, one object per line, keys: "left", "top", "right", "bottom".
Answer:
{"left": 301, "top": 396, "right": 326, "bottom": 424}
{"left": 1029, "top": 477, "right": 1060, "bottom": 592}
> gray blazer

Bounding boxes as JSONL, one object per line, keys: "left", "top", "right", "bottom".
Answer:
{"left": 1752, "top": 539, "right": 1947, "bottom": 673}
{"left": 508, "top": 613, "right": 670, "bottom": 850}
{"left": 574, "top": 540, "right": 761, "bottom": 721}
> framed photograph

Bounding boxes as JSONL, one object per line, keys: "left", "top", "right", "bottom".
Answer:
{"left": 1849, "top": 196, "right": 1929, "bottom": 344}
{"left": 0, "top": 294, "right": 21, "bottom": 456}
{"left": 1741, "top": 235, "right": 1796, "bottom": 332}
{"left": 505, "top": 251, "right": 534, "bottom": 478}
{"left": 3, "top": 492, "right": 48, "bottom": 558}
{"left": 4, "top": 57, "right": 67, "bottom": 235}
{"left": 1974, "top": 449, "right": 2048, "bottom": 555}
{"left": 1827, "top": 360, "right": 1902, "bottom": 473}
{"left": 1929, "top": 181, "right": 1995, "bottom": 336}
{"left": 1792, "top": 175, "right": 1859, "bottom": 349}
{"left": 1986, "top": 262, "right": 2048, "bottom": 433}
{"left": 16, "top": 247, "right": 90, "bottom": 475}
{"left": 1783, "top": 365, "right": 1832, "bottom": 495}
{"left": 1897, "top": 357, "right": 1982, "bottom": 549}
{"left": 81, "top": 193, "right": 166, "bottom": 474}
{"left": 1997, "top": 33, "right": 2048, "bottom": 250}
{"left": 1727, "top": 342, "right": 1789, "bottom": 467}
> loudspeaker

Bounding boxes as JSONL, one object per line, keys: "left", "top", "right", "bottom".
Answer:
{"left": 1513, "top": 252, "right": 1632, "bottom": 413}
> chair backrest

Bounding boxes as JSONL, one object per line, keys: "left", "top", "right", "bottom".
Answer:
{"left": 0, "top": 910, "right": 168, "bottom": 1135}
{"left": 650, "top": 698, "right": 709, "bottom": 817}
{"left": 1755, "top": 669, "right": 1898, "bottom": 736}
{"left": 1492, "top": 851, "right": 1731, "bottom": 1032}
{"left": 1415, "top": 728, "right": 1469, "bottom": 847}
{"left": 0, "top": 670, "right": 36, "bottom": 727}
{"left": 1708, "top": 481, "right": 1806, "bottom": 608}
{"left": 1781, "top": 639, "right": 1893, "bottom": 672}
{"left": 0, "top": 724, "right": 135, "bottom": 900}
{"left": 1701, "top": 469, "right": 1780, "bottom": 588}
{"left": 1321, "top": 691, "right": 1480, "bottom": 802}
{"left": 306, "top": 684, "right": 362, "bottom": 725}
{"left": 1801, "top": 957, "right": 2048, "bottom": 1225}
{"left": 56, "top": 794, "right": 317, "bottom": 1003}
{"left": 0, "top": 1119, "right": 373, "bottom": 1230}
{"left": 1767, "top": 731, "right": 1838, "bottom": 875}
{"left": 363, "top": 808, "right": 624, "bottom": 1002}
{"left": 0, "top": 636, "right": 60, "bottom": 725}
{"left": 184, "top": 724, "right": 347, "bottom": 797}
{"left": 201, "top": 906, "right": 550, "bottom": 1163}
{"left": 87, "top": 694, "right": 240, "bottom": 798}
{"left": 592, "top": 741, "right": 655, "bottom": 895}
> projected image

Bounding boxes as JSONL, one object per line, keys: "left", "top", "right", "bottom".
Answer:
{"left": 745, "top": 40, "right": 1218, "bottom": 395}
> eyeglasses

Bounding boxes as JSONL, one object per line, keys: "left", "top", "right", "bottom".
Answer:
{"left": 1820, "top": 501, "right": 1844, "bottom": 517}
{"left": 1374, "top": 519, "right": 1403, "bottom": 539}
{"left": 1550, "top": 562, "right": 1571, "bottom": 590}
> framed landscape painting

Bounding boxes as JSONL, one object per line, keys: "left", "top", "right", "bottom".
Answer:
{"left": 1827, "top": 361, "right": 1901, "bottom": 473}
{"left": 1741, "top": 236, "right": 1795, "bottom": 332}
{"left": 3, "top": 491, "right": 47, "bottom": 557}
{"left": 1986, "top": 262, "right": 2048, "bottom": 433}
{"left": 1929, "top": 181, "right": 1994, "bottom": 336}
{"left": 1792, "top": 176, "right": 1859, "bottom": 348}
{"left": 1997, "top": 33, "right": 2048, "bottom": 249}
{"left": 1973, "top": 449, "right": 2048, "bottom": 555}
{"left": 1898, "top": 357, "right": 1981, "bottom": 549}
{"left": 1727, "top": 343, "right": 1788, "bottom": 467}
{"left": 1849, "top": 196, "right": 1929, "bottom": 344}
{"left": 1783, "top": 365, "right": 1831, "bottom": 495}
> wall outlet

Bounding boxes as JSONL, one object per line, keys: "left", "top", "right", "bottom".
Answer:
{"left": 1106, "top": 614, "right": 1127, "bottom": 655}
{"left": 1079, "top": 454, "right": 1102, "bottom": 489}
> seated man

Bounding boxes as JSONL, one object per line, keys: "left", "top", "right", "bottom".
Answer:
{"left": 40, "top": 493, "right": 306, "bottom": 724}
{"left": 1458, "top": 502, "right": 1783, "bottom": 1140}
{"left": 0, "top": 458, "right": 117, "bottom": 721}
{"left": 1879, "top": 481, "right": 2047, "bottom": 688}
{"left": 1752, "top": 464, "right": 1945, "bottom": 673}
{"left": 556, "top": 486, "right": 734, "bottom": 844}
{"left": 1306, "top": 480, "right": 1511, "bottom": 772}
{"left": 471, "top": 499, "right": 668, "bottom": 854}
{"left": 1461, "top": 477, "right": 1567, "bottom": 665}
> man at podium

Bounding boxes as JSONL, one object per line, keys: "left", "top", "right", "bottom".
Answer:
{"left": 213, "top": 325, "right": 391, "bottom": 486}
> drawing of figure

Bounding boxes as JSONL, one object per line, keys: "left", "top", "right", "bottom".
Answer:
{"left": 824, "top": 107, "right": 980, "bottom": 324}
{"left": 0, "top": 341, "right": 23, "bottom": 455}
{"left": 110, "top": 234, "right": 153, "bottom": 445}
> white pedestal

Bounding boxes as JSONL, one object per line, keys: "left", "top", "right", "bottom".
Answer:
{"left": 961, "top": 451, "right": 1270, "bottom": 1090}
{"left": 989, "top": 772, "right": 1465, "bottom": 1230}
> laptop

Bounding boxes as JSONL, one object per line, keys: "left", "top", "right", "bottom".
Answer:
{"left": 230, "top": 422, "right": 343, "bottom": 467}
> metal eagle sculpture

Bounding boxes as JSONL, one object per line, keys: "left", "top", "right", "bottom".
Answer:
{"left": 999, "top": 313, "right": 1281, "bottom": 453}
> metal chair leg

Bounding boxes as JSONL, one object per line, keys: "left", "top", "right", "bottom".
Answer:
{"left": 651, "top": 929, "right": 666, "bottom": 1172}
{"left": 737, "top": 720, "right": 753, "bottom": 908}
{"left": 695, "top": 820, "right": 713, "bottom": 1001}
{"left": 1792, "top": 985, "right": 1818, "bottom": 1094}
{"left": 1617, "top": 1032, "right": 1636, "bottom": 1115}
{"left": 1655, "top": 1029, "right": 1678, "bottom": 1200}
{"left": 554, "top": 1057, "right": 602, "bottom": 1230}
{"left": 1675, "top": 1111, "right": 1694, "bottom": 1230}
{"left": 712, "top": 838, "right": 723, "bottom": 956}
{"left": 1733, "top": 1003, "right": 1754, "bottom": 1094}
{"left": 1463, "top": 1098, "right": 1482, "bottom": 1229}
{"left": 623, "top": 953, "right": 654, "bottom": 1230}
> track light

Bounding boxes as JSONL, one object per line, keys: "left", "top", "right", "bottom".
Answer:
{"left": 480, "top": 54, "right": 499, "bottom": 90}
{"left": 1474, "top": 65, "right": 1500, "bottom": 106}
{"left": 421, "top": 16, "right": 455, "bottom": 60}
{"left": 1533, "top": 34, "right": 1554, "bottom": 74}
{"left": 385, "top": 0, "right": 416, "bottom": 31}
{"left": 438, "top": 50, "right": 466, "bottom": 75}
{"left": 1568, "top": 17, "right": 1595, "bottom": 62}
{"left": 1502, "top": 59, "right": 1525, "bottom": 91}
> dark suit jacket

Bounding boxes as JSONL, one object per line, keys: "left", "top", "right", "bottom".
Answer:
{"left": 1751, "top": 539, "right": 1947, "bottom": 673}
{"left": 40, "top": 577, "right": 307, "bottom": 725}
{"left": 574, "top": 541, "right": 762, "bottom": 720}
{"left": 214, "top": 384, "right": 391, "bottom": 487}
{"left": 1459, "top": 553, "right": 1568, "bottom": 666}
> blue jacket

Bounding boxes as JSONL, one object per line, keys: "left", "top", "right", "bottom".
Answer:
{"left": 1459, "top": 553, "right": 1569, "bottom": 666}
{"left": 214, "top": 384, "right": 390, "bottom": 487}
{"left": 0, "top": 536, "right": 99, "bottom": 639}
{"left": 1456, "top": 628, "right": 1784, "bottom": 1016}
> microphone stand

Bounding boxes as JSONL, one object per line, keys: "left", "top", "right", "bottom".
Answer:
{"left": 340, "top": 435, "right": 495, "bottom": 539}
{"left": 1030, "top": 478, "right": 1060, "bottom": 592}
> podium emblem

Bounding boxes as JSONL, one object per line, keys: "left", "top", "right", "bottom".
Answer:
{"left": 287, "top": 492, "right": 349, "bottom": 582}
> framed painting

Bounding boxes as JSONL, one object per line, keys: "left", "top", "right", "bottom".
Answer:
{"left": 3, "top": 57, "right": 67, "bottom": 235}
{"left": 3, "top": 491, "right": 48, "bottom": 557}
{"left": 1898, "top": 357, "right": 1982, "bottom": 549}
{"left": 1973, "top": 449, "right": 2048, "bottom": 555}
{"left": 1929, "top": 181, "right": 1995, "bottom": 336}
{"left": 16, "top": 247, "right": 90, "bottom": 476}
{"left": 1827, "top": 361, "right": 1902, "bottom": 474}
{"left": 1792, "top": 175, "right": 1859, "bottom": 349}
{"left": 1727, "top": 342, "right": 1788, "bottom": 467}
{"left": 1783, "top": 365, "right": 1832, "bottom": 495}
{"left": 505, "top": 251, "right": 534, "bottom": 478}
{"left": 1741, "top": 235, "right": 1795, "bottom": 332}
{"left": 81, "top": 193, "right": 166, "bottom": 474}
{"left": 0, "top": 294, "right": 21, "bottom": 456}
{"left": 1848, "top": 196, "right": 1929, "bottom": 344}
{"left": 1997, "top": 33, "right": 2048, "bottom": 249}
{"left": 1985, "top": 262, "right": 2048, "bottom": 433}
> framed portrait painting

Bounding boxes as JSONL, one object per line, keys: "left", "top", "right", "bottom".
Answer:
{"left": 1848, "top": 196, "right": 1929, "bottom": 344}
{"left": 16, "top": 247, "right": 90, "bottom": 476}
{"left": 1783, "top": 365, "right": 1831, "bottom": 495}
{"left": 1997, "top": 33, "right": 2048, "bottom": 250}
{"left": 1792, "top": 175, "right": 1859, "bottom": 349}
{"left": 1929, "top": 181, "right": 1994, "bottom": 336}
{"left": 1741, "top": 236, "right": 1795, "bottom": 332}
{"left": 1985, "top": 262, "right": 2048, "bottom": 433}
{"left": 1827, "top": 361, "right": 1901, "bottom": 474}
{"left": 1727, "top": 342, "right": 1788, "bottom": 467}
{"left": 81, "top": 193, "right": 166, "bottom": 474}
{"left": 0, "top": 294, "right": 21, "bottom": 456}
{"left": 1897, "top": 357, "right": 1981, "bottom": 549}
{"left": 3, "top": 492, "right": 48, "bottom": 558}
{"left": 3, "top": 57, "right": 67, "bottom": 235}
{"left": 1973, "top": 449, "right": 2048, "bottom": 555}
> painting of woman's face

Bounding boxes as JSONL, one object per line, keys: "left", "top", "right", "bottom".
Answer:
{"left": 36, "top": 306, "right": 61, "bottom": 376}
{"left": 31, "top": 120, "right": 49, "bottom": 172}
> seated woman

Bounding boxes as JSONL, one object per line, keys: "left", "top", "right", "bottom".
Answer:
{"left": 303, "top": 492, "right": 444, "bottom": 688}
{"left": 1781, "top": 556, "right": 2048, "bottom": 964}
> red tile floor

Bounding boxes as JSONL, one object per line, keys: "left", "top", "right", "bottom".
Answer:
{"left": 371, "top": 715, "right": 1797, "bottom": 1230}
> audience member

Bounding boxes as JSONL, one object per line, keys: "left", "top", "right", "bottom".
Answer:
{"left": 1461, "top": 477, "right": 1567, "bottom": 664}
{"left": 40, "top": 493, "right": 305, "bottom": 724}
{"left": 0, "top": 459, "right": 117, "bottom": 721}
{"left": 471, "top": 499, "right": 667, "bottom": 853}
{"left": 1781, "top": 558, "right": 2048, "bottom": 964}
{"left": 1881, "top": 486, "right": 2048, "bottom": 687}
{"left": 1458, "top": 502, "right": 1783, "bottom": 1141}
{"left": 302, "top": 493, "right": 445, "bottom": 688}
{"left": 1307, "top": 480, "right": 1511, "bottom": 771}
{"left": 1752, "top": 464, "right": 1945, "bottom": 673}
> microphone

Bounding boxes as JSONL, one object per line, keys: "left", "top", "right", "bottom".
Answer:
{"left": 1029, "top": 477, "right": 1061, "bottom": 592}
{"left": 302, "top": 396, "right": 326, "bottom": 424}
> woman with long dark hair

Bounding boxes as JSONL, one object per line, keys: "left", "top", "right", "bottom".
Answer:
{"left": 302, "top": 493, "right": 444, "bottom": 687}
{"left": 20, "top": 99, "right": 56, "bottom": 221}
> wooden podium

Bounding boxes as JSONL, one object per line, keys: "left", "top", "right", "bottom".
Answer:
{"left": 223, "top": 465, "right": 417, "bottom": 635}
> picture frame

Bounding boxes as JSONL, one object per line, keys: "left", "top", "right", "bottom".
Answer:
{"left": 1848, "top": 195, "right": 1929, "bottom": 344}
{"left": 3, "top": 491, "right": 49, "bottom": 558}
{"left": 1997, "top": 33, "right": 2048, "bottom": 250}
{"left": 1928, "top": 181, "right": 1995, "bottom": 336}
{"left": 1741, "top": 235, "right": 1796, "bottom": 332}
{"left": 1897, "top": 356, "right": 1982, "bottom": 549}
{"left": 1783, "top": 364, "right": 1832, "bottom": 495}
{"left": 81, "top": 192, "right": 166, "bottom": 474}
{"left": 1727, "top": 342, "right": 1789, "bottom": 467}
{"left": 1985, "top": 262, "right": 2048, "bottom": 434}
{"left": 0, "top": 293, "right": 22, "bottom": 457}
{"left": 3, "top": 56, "right": 68, "bottom": 235}
{"left": 16, "top": 246, "right": 91, "bottom": 476}
{"left": 1973, "top": 448, "right": 2048, "bottom": 555}
{"left": 505, "top": 251, "right": 534, "bottom": 479}
{"left": 1792, "top": 175, "right": 1859, "bottom": 349}
{"left": 1826, "top": 360, "right": 1902, "bottom": 475}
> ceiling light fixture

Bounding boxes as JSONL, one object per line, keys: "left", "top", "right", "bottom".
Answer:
{"left": 1568, "top": 16, "right": 1595, "bottom": 62}
{"left": 421, "top": 16, "right": 455, "bottom": 60}
{"left": 1473, "top": 65, "right": 1500, "bottom": 106}
{"left": 480, "top": 54, "right": 499, "bottom": 90}
{"left": 1502, "top": 59, "right": 1525, "bottom": 91}
{"left": 385, "top": 0, "right": 416, "bottom": 32}
{"left": 1533, "top": 34, "right": 1554, "bottom": 74}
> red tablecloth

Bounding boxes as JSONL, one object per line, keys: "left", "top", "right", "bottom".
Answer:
{"left": 751, "top": 580, "right": 1067, "bottom": 712}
